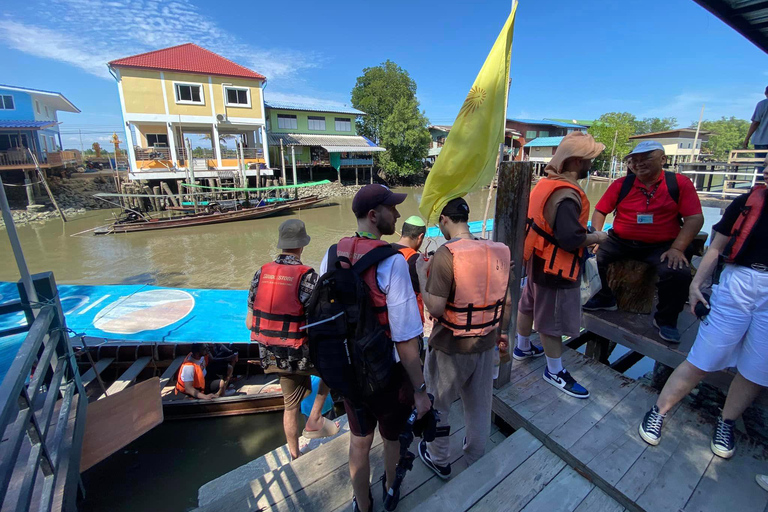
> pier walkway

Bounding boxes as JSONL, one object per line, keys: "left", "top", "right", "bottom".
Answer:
{"left": 493, "top": 347, "right": 768, "bottom": 512}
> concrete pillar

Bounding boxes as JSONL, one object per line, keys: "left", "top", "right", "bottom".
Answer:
{"left": 212, "top": 123, "right": 222, "bottom": 169}
{"left": 24, "top": 171, "right": 35, "bottom": 207}
{"left": 167, "top": 123, "right": 178, "bottom": 167}
{"left": 123, "top": 122, "right": 138, "bottom": 173}
{"left": 260, "top": 125, "right": 270, "bottom": 169}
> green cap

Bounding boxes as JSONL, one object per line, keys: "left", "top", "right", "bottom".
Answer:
{"left": 403, "top": 215, "right": 426, "bottom": 227}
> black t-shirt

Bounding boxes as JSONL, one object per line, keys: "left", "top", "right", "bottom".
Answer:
{"left": 713, "top": 192, "right": 768, "bottom": 267}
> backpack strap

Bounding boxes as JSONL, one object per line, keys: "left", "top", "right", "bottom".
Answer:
{"left": 352, "top": 245, "right": 400, "bottom": 274}
{"left": 614, "top": 173, "right": 635, "bottom": 210}
{"left": 664, "top": 171, "right": 679, "bottom": 204}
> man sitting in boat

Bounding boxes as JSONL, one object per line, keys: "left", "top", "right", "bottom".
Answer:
{"left": 585, "top": 141, "right": 704, "bottom": 342}
{"left": 247, "top": 219, "right": 339, "bottom": 460}
{"left": 175, "top": 344, "right": 217, "bottom": 400}
{"left": 205, "top": 343, "right": 239, "bottom": 395}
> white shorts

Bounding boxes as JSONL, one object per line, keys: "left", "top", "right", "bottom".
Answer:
{"left": 687, "top": 265, "right": 768, "bottom": 386}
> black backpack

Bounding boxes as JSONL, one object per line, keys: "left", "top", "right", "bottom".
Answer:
{"left": 305, "top": 244, "right": 399, "bottom": 401}
{"left": 615, "top": 170, "right": 680, "bottom": 209}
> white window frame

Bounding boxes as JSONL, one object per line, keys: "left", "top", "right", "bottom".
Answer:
{"left": 42, "top": 136, "right": 48, "bottom": 152}
{"left": 308, "top": 116, "right": 326, "bottom": 131}
{"left": 50, "top": 136, "right": 56, "bottom": 151}
{"left": 277, "top": 114, "right": 298, "bottom": 130}
{"left": 335, "top": 117, "right": 351, "bottom": 132}
{"left": 44, "top": 106, "right": 49, "bottom": 117}
{"left": 0, "top": 95, "right": 15, "bottom": 110}
{"left": 173, "top": 82, "right": 205, "bottom": 105}
{"left": 35, "top": 100, "right": 40, "bottom": 114}
{"left": 224, "top": 86, "right": 251, "bottom": 108}
{"left": 146, "top": 133, "right": 169, "bottom": 147}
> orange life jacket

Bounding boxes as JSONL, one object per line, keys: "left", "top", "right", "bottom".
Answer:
{"left": 724, "top": 184, "right": 767, "bottom": 264}
{"left": 250, "top": 261, "right": 313, "bottom": 348}
{"left": 437, "top": 238, "right": 511, "bottom": 337}
{"left": 336, "top": 236, "right": 390, "bottom": 328}
{"left": 175, "top": 360, "right": 205, "bottom": 395}
{"left": 397, "top": 245, "right": 425, "bottom": 322}
{"left": 523, "top": 178, "right": 590, "bottom": 282}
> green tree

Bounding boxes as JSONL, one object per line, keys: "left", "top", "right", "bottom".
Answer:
{"left": 378, "top": 97, "right": 431, "bottom": 178}
{"left": 351, "top": 60, "right": 418, "bottom": 144}
{"left": 588, "top": 112, "right": 638, "bottom": 170}
{"left": 634, "top": 117, "right": 677, "bottom": 135}
{"left": 694, "top": 117, "right": 750, "bottom": 160}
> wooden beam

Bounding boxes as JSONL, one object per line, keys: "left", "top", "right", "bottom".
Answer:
{"left": 79, "top": 357, "right": 113, "bottom": 388}
{"left": 159, "top": 355, "right": 186, "bottom": 388}
{"left": 99, "top": 356, "right": 152, "bottom": 399}
{"left": 609, "top": 350, "right": 645, "bottom": 374}
{"left": 493, "top": 161, "right": 533, "bottom": 388}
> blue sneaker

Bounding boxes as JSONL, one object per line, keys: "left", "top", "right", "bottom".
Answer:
{"left": 543, "top": 368, "right": 590, "bottom": 399}
{"left": 653, "top": 318, "right": 681, "bottom": 343}
{"left": 513, "top": 344, "right": 545, "bottom": 361}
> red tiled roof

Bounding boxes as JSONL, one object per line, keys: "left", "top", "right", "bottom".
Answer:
{"left": 109, "top": 43, "right": 266, "bottom": 80}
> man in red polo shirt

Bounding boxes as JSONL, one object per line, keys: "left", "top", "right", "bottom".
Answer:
{"left": 584, "top": 141, "right": 704, "bottom": 342}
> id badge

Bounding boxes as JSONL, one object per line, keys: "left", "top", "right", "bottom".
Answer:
{"left": 637, "top": 213, "right": 654, "bottom": 224}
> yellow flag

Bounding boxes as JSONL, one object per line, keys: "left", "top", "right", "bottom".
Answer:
{"left": 419, "top": 6, "right": 517, "bottom": 223}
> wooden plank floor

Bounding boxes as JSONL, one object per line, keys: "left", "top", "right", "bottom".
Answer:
{"left": 492, "top": 347, "right": 768, "bottom": 512}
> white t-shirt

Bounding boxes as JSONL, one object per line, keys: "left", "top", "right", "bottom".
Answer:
{"left": 320, "top": 249, "right": 423, "bottom": 343}
{"left": 180, "top": 356, "right": 206, "bottom": 383}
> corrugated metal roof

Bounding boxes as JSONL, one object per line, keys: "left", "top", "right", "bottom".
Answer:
{"left": 429, "top": 125, "right": 452, "bottom": 132}
{"left": 264, "top": 101, "right": 365, "bottom": 115}
{"left": 508, "top": 118, "right": 587, "bottom": 129}
{"left": 109, "top": 43, "right": 266, "bottom": 80}
{"left": 693, "top": 0, "right": 768, "bottom": 54}
{"left": 629, "top": 128, "right": 711, "bottom": 140}
{"left": 322, "top": 145, "right": 386, "bottom": 153}
{"left": 524, "top": 136, "right": 565, "bottom": 147}
{"left": 0, "top": 120, "right": 59, "bottom": 129}
{"left": 267, "top": 133, "right": 378, "bottom": 147}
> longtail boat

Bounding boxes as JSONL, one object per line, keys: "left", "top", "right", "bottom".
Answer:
{"left": 74, "top": 341, "right": 284, "bottom": 420}
{"left": 92, "top": 195, "right": 325, "bottom": 235}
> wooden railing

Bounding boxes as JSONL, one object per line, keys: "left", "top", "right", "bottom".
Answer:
{"left": 0, "top": 272, "right": 87, "bottom": 511}
{"left": 47, "top": 151, "right": 79, "bottom": 166}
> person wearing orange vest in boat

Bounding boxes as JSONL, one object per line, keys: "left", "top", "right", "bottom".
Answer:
{"left": 175, "top": 344, "right": 216, "bottom": 400}
{"left": 246, "top": 219, "right": 339, "bottom": 460}
{"left": 640, "top": 168, "right": 768, "bottom": 460}
{"left": 415, "top": 197, "right": 512, "bottom": 479}
{"left": 392, "top": 215, "right": 427, "bottom": 323}
{"left": 517, "top": 132, "right": 608, "bottom": 399}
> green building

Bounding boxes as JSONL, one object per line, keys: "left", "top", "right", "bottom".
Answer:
{"left": 265, "top": 101, "right": 384, "bottom": 182}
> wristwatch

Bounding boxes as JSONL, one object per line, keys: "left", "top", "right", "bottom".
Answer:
{"left": 416, "top": 382, "right": 427, "bottom": 394}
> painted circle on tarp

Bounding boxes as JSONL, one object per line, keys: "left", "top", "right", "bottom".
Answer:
{"left": 93, "top": 290, "right": 195, "bottom": 334}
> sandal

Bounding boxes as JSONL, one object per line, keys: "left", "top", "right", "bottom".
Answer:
{"left": 302, "top": 417, "right": 340, "bottom": 439}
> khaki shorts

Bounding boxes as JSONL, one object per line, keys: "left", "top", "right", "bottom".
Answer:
{"left": 278, "top": 374, "right": 312, "bottom": 410}
{"left": 518, "top": 273, "right": 582, "bottom": 338}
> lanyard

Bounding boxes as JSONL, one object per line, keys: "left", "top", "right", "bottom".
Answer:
{"left": 356, "top": 231, "right": 378, "bottom": 239}
{"left": 638, "top": 181, "right": 661, "bottom": 209}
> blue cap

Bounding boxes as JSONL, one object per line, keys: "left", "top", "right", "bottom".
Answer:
{"left": 627, "top": 141, "right": 665, "bottom": 157}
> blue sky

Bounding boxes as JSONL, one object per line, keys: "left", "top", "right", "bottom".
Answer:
{"left": 1, "top": 0, "right": 766, "bottom": 149}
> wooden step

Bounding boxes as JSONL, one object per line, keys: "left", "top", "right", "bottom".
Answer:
{"left": 80, "top": 357, "right": 114, "bottom": 388}
{"left": 158, "top": 355, "right": 186, "bottom": 388}
{"left": 99, "top": 356, "right": 152, "bottom": 399}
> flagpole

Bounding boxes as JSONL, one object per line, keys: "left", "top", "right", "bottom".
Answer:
{"left": 481, "top": 0, "right": 517, "bottom": 239}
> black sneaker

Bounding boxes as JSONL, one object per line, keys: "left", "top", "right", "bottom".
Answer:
{"left": 639, "top": 405, "right": 665, "bottom": 446}
{"left": 711, "top": 416, "right": 735, "bottom": 459}
{"left": 542, "top": 368, "right": 590, "bottom": 399}
{"left": 653, "top": 318, "right": 681, "bottom": 343}
{"left": 352, "top": 489, "right": 373, "bottom": 512}
{"left": 382, "top": 474, "right": 399, "bottom": 511}
{"left": 418, "top": 439, "right": 451, "bottom": 479}
{"left": 583, "top": 295, "right": 618, "bottom": 311}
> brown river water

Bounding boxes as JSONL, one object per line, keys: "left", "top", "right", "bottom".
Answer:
{"left": 2, "top": 181, "right": 614, "bottom": 512}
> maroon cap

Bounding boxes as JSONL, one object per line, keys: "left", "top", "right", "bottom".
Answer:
{"left": 352, "top": 184, "right": 407, "bottom": 216}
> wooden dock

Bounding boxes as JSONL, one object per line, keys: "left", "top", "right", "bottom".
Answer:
{"left": 493, "top": 347, "right": 768, "bottom": 512}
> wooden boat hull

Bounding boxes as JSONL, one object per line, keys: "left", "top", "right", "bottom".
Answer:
{"left": 94, "top": 196, "right": 325, "bottom": 234}
{"left": 75, "top": 341, "right": 286, "bottom": 420}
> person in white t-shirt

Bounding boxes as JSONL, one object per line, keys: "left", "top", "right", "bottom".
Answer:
{"left": 320, "top": 184, "right": 429, "bottom": 512}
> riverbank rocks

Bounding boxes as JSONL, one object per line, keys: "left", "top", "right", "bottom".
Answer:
{"left": 298, "top": 180, "right": 363, "bottom": 199}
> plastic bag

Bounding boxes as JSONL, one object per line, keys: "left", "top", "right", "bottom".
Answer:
{"left": 580, "top": 256, "right": 601, "bottom": 305}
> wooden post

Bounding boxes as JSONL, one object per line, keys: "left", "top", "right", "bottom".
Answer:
{"left": 370, "top": 163, "right": 374, "bottom": 184}
{"left": 355, "top": 167, "right": 359, "bottom": 186}
{"left": 279, "top": 139, "right": 287, "bottom": 186}
{"left": 492, "top": 160, "right": 533, "bottom": 388}
{"left": 291, "top": 145, "right": 298, "bottom": 199}
{"left": 152, "top": 186, "right": 161, "bottom": 211}
{"left": 23, "top": 171, "right": 35, "bottom": 207}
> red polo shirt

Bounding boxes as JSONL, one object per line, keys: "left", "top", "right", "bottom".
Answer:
{"left": 595, "top": 173, "right": 702, "bottom": 243}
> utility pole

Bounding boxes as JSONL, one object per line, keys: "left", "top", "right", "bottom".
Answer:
{"left": 690, "top": 104, "right": 705, "bottom": 164}
{"left": 609, "top": 129, "right": 618, "bottom": 175}
{"left": 279, "top": 138, "right": 287, "bottom": 186}
{"left": 78, "top": 129, "right": 84, "bottom": 153}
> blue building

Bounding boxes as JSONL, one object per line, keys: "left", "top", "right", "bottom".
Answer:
{"left": 0, "top": 84, "right": 80, "bottom": 172}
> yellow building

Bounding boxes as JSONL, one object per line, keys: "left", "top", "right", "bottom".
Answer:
{"left": 108, "top": 43, "right": 270, "bottom": 181}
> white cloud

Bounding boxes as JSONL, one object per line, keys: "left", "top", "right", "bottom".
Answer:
{"left": 638, "top": 89, "right": 763, "bottom": 124}
{"left": 0, "top": 0, "right": 320, "bottom": 81}
{"left": 263, "top": 91, "right": 351, "bottom": 108}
